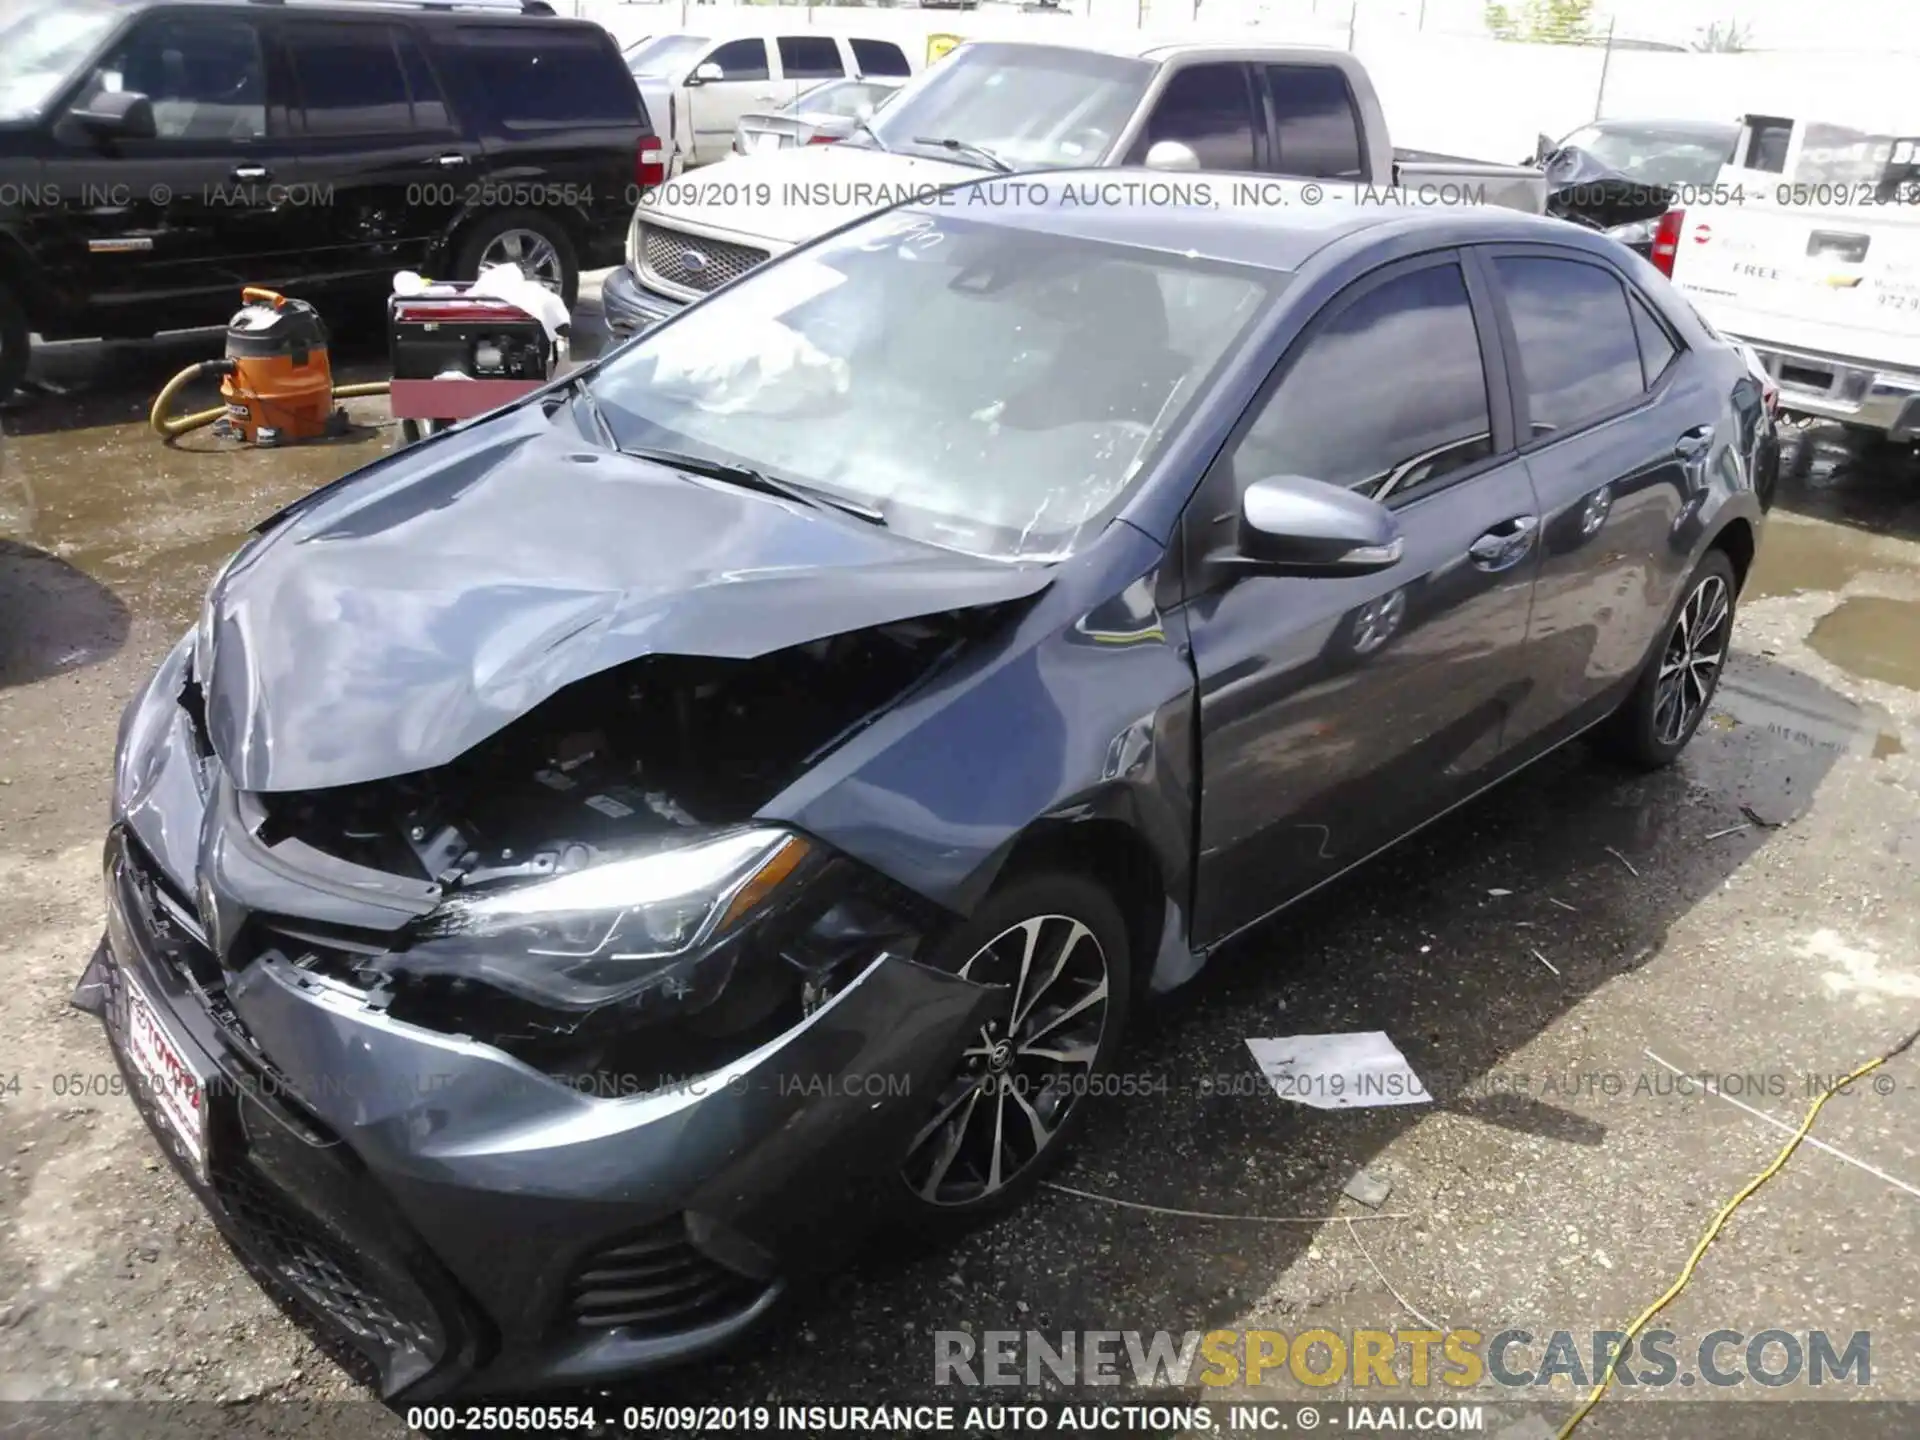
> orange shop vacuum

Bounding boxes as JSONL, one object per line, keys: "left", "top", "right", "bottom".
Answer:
{"left": 149, "top": 287, "right": 388, "bottom": 443}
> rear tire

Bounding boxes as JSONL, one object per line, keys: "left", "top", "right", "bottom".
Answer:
{"left": 453, "top": 211, "right": 579, "bottom": 310}
{"left": 895, "top": 869, "right": 1131, "bottom": 1228}
{"left": 0, "top": 280, "right": 29, "bottom": 400}
{"left": 1595, "top": 548, "right": 1737, "bottom": 769}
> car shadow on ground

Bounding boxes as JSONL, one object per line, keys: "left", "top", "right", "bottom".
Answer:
{"left": 599, "top": 649, "right": 1858, "bottom": 1413}
{"left": 0, "top": 540, "right": 131, "bottom": 691}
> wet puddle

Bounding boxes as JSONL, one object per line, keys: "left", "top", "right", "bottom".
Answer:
{"left": 1744, "top": 518, "right": 1916, "bottom": 601}
{"left": 1809, "top": 597, "right": 1920, "bottom": 691}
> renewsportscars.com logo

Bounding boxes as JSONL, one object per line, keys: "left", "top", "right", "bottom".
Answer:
{"left": 934, "top": 1328, "right": 1871, "bottom": 1390}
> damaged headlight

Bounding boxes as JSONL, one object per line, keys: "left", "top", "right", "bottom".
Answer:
{"left": 399, "top": 827, "right": 812, "bottom": 1012}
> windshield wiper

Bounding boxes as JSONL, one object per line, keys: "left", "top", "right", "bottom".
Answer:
{"left": 853, "top": 118, "right": 892, "bottom": 153}
{"left": 620, "top": 444, "right": 888, "bottom": 526}
{"left": 568, "top": 378, "right": 617, "bottom": 448}
{"left": 911, "top": 135, "right": 1013, "bottom": 173}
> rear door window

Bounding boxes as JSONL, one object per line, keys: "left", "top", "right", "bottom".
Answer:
{"left": 1493, "top": 255, "right": 1646, "bottom": 436}
{"left": 452, "top": 25, "right": 639, "bottom": 127}
{"left": 1131, "top": 62, "right": 1258, "bottom": 172}
{"left": 778, "top": 37, "right": 844, "bottom": 82}
{"left": 1263, "top": 64, "right": 1364, "bottom": 179}
{"left": 287, "top": 23, "right": 415, "bottom": 136}
{"left": 850, "top": 39, "right": 911, "bottom": 78}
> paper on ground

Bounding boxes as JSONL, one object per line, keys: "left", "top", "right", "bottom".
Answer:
{"left": 1245, "top": 1032, "right": 1431, "bottom": 1110}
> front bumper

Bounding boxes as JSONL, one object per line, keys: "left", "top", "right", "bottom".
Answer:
{"left": 77, "top": 827, "right": 992, "bottom": 1397}
{"left": 601, "top": 263, "right": 684, "bottom": 339}
{"left": 1737, "top": 339, "right": 1920, "bottom": 439}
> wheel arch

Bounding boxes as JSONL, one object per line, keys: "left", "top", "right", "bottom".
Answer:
{"left": 1710, "top": 515, "right": 1757, "bottom": 596}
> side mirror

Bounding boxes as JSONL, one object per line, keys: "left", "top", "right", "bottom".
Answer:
{"left": 69, "top": 90, "right": 157, "bottom": 142}
{"left": 1234, "top": 475, "right": 1403, "bottom": 577}
{"left": 1142, "top": 139, "right": 1201, "bottom": 172}
{"left": 688, "top": 61, "right": 723, "bottom": 85}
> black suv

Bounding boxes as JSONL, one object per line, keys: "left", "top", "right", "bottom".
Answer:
{"left": 0, "top": 0, "right": 656, "bottom": 394}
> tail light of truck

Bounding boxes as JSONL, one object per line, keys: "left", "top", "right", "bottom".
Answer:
{"left": 1650, "top": 208, "right": 1684, "bottom": 276}
{"left": 808, "top": 134, "right": 838, "bottom": 145}
{"left": 637, "top": 135, "right": 666, "bottom": 190}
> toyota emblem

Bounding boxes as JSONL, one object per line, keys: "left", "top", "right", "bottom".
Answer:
{"left": 680, "top": 248, "right": 711, "bottom": 275}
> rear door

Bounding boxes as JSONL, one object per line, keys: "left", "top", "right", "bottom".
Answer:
{"left": 1481, "top": 246, "right": 1705, "bottom": 754}
{"left": 272, "top": 18, "right": 473, "bottom": 289}
{"left": 1671, "top": 117, "right": 1920, "bottom": 379}
{"left": 775, "top": 36, "right": 846, "bottom": 110}
{"left": 1181, "top": 252, "right": 1541, "bottom": 947}
{"left": 1257, "top": 62, "right": 1367, "bottom": 179}
{"left": 434, "top": 22, "right": 646, "bottom": 265}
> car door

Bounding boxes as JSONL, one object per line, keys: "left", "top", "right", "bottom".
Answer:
{"left": 775, "top": 35, "right": 846, "bottom": 110}
{"left": 1258, "top": 62, "right": 1367, "bottom": 179}
{"left": 272, "top": 18, "right": 475, "bottom": 290}
{"left": 38, "top": 8, "right": 299, "bottom": 331}
{"left": 1180, "top": 253, "right": 1543, "bottom": 948}
{"left": 1477, "top": 245, "right": 1703, "bottom": 755}
{"left": 685, "top": 37, "right": 779, "bottom": 164}
{"left": 1122, "top": 61, "right": 1265, "bottom": 171}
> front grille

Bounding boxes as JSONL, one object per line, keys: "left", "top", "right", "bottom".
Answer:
{"left": 565, "top": 1217, "right": 767, "bottom": 1333}
{"left": 639, "top": 223, "right": 768, "bottom": 294}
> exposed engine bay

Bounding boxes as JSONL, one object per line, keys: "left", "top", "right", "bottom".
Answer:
{"left": 239, "top": 612, "right": 1000, "bottom": 1087}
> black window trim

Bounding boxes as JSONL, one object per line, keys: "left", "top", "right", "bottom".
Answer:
{"left": 1199, "top": 247, "right": 1519, "bottom": 527}
{"left": 1623, "top": 281, "right": 1686, "bottom": 390}
{"left": 1475, "top": 242, "right": 1676, "bottom": 455}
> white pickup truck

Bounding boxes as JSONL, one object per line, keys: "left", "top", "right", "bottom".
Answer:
{"left": 601, "top": 38, "right": 1550, "bottom": 336}
{"left": 1667, "top": 108, "right": 1920, "bottom": 446}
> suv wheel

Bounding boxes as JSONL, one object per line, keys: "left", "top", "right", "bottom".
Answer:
{"left": 0, "top": 280, "right": 29, "bottom": 400}
{"left": 455, "top": 212, "right": 579, "bottom": 309}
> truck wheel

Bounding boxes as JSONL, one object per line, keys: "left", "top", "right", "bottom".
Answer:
{"left": 0, "top": 280, "right": 29, "bottom": 400}
{"left": 454, "top": 212, "right": 579, "bottom": 310}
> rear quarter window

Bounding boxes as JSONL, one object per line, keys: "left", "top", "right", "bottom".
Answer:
{"left": 850, "top": 39, "right": 911, "bottom": 78}
{"left": 450, "top": 24, "right": 641, "bottom": 128}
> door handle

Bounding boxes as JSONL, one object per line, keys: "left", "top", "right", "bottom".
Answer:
{"left": 1674, "top": 424, "right": 1713, "bottom": 459}
{"left": 1468, "top": 514, "right": 1540, "bottom": 570}
{"left": 436, "top": 153, "right": 468, "bottom": 167}
{"left": 230, "top": 165, "right": 270, "bottom": 181}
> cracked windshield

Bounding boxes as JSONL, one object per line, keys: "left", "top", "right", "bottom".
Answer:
{"left": 588, "top": 210, "right": 1277, "bottom": 559}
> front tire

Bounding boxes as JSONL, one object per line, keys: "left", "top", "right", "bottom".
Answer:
{"left": 897, "top": 869, "right": 1131, "bottom": 1224}
{"left": 1596, "top": 549, "right": 1737, "bottom": 768}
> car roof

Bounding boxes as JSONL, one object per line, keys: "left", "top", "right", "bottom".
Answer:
{"left": 150, "top": 0, "right": 588, "bottom": 20}
{"left": 900, "top": 171, "right": 1579, "bottom": 275}
{"left": 1579, "top": 116, "right": 1741, "bottom": 137}
{"left": 950, "top": 34, "right": 1352, "bottom": 63}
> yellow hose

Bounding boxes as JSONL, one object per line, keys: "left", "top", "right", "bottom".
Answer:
{"left": 149, "top": 364, "right": 391, "bottom": 441}
{"left": 1557, "top": 1022, "right": 1920, "bottom": 1438}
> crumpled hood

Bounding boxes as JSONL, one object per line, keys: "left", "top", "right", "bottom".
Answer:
{"left": 638, "top": 144, "right": 981, "bottom": 248}
{"left": 200, "top": 401, "right": 1051, "bottom": 794}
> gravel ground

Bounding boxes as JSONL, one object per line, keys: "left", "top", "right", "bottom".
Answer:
{"left": 4, "top": 293, "right": 1919, "bottom": 1438}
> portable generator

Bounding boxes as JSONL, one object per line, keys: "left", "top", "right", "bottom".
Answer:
{"left": 215, "top": 288, "right": 346, "bottom": 444}
{"left": 388, "top": 283, "right": 561, "bottom": 445}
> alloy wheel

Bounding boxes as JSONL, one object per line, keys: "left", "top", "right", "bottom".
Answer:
{"left": 478, "top": 228, "right": 566, "bottom": 294}
{"left": 1653, "top": 572, "right": 1731, "bottom": 747}
{"left": 901, "top": 914, "right": 1111, "bottom": 1208}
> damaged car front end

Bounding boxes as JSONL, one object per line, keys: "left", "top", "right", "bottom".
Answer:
{"left": 76, "top": 196, "right": 1281, "bottom": 1397}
